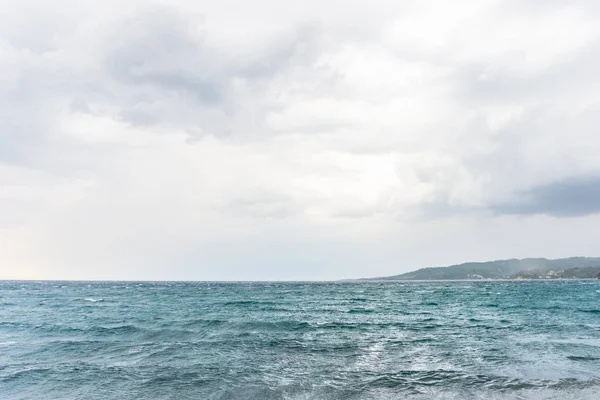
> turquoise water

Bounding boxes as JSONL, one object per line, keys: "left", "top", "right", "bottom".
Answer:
{"left": 1, "top": 280, "right": 600, "bottom": 399}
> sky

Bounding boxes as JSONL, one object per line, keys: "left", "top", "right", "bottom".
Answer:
{"left": 2, "top": 0, "right": 600, "bottom": 280}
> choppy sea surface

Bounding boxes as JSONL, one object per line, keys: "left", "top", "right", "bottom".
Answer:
{"left": 1, "top": 280, "right": 600, "bottom": 399}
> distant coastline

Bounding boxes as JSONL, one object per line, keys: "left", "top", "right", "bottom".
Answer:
{"left": 359, "top": 257, "right": 600, "bottom": 281}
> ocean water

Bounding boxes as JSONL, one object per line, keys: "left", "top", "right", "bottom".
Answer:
{"left": 1, "top": 281, "right": 600, "bottom": 399}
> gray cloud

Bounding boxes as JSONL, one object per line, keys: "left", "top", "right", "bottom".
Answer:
{"left": 0, "top": 4, "right": 327, "bottom": 172}
{"left": 99, "top": 7, "right": 326, "bottom": 137}
{"left": 106, "top": 8, "right": 224, "bottom": 105}
{"left": 492, "top": 176, "right": 600, "bottom": 217}
{"left": 457, "top": 39, "right": 600, "bottom": 106}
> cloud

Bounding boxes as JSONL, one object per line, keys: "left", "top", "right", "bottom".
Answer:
{"left": 100, "top": 7, "right": 327, "bottom": 137}
{"left": 2, "top": 0, "right": 600, "bottom": 279}
{"left": 492, "top": 176, "right": 600, "bottom": 217}
{"left": 105, "top": 8, "right": 224, "bottom": 102}
{"left": 226, "top": 190, "right": 301, "bottom": 219}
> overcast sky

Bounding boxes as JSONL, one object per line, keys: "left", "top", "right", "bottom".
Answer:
{"left": 2, "top": 0, "right": 600, "bottom": 280}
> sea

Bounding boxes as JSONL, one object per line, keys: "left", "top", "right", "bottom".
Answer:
{"left": 1, "top": 280, "right": 600, "bottom": 399}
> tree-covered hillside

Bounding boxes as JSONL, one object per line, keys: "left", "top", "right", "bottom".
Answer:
{"left": 365, "top": 257, "right": 600, "bottom": 280}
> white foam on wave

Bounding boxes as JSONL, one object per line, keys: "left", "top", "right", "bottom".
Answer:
{"left": 280, "top": 386, "right": 600, "bottom": 400}
{"left": 85, "top": 298, "right": 103, "bottom": 302}
{"left": 444, "top": 387, "right": 600, "bottom": 400}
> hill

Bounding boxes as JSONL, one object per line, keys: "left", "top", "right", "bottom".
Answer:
{"left": 365, "top": 257, "right": 600, "bottom": 280}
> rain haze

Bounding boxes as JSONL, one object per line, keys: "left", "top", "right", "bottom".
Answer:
{"left": 2, "top": 0, "right": 600, "bottom": 280}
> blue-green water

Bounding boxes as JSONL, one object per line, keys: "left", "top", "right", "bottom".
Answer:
{"left": 1, "top": 281, "right": 600, "bottom": 399}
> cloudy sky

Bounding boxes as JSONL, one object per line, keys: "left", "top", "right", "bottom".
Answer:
{"left": 2, "top": 0, "right": 600, "bottom": 280}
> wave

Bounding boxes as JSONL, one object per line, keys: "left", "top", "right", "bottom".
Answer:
{"left": 88, "top": 324, "right": 143, "bottom": 335}
{"left": 347, "top": 308, "right": 375, "bottom": 314}
{"left": 3, "top": 281, "right": 600, "bottom": 400}
{"left": 356, "top": 371, "right": 600, "bottom": 392}
{"left": 349, "top": 297, "right": 370, "bottom": 302}
{"left": 222, "top": 300, "right": 262, "bottom": 306}
{"left": 579, "top": 309, "right": 600, "bottom": 314}
{"left": 567, "top": 355, "right": 600, "bottom": 362}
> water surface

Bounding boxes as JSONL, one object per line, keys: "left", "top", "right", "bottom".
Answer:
{"left": 1, "top": 280, "right": 599, "bottom": 399}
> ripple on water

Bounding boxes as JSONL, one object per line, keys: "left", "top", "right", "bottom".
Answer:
{"left": 1, "top": 280, "right": 599, "bottom": 399}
